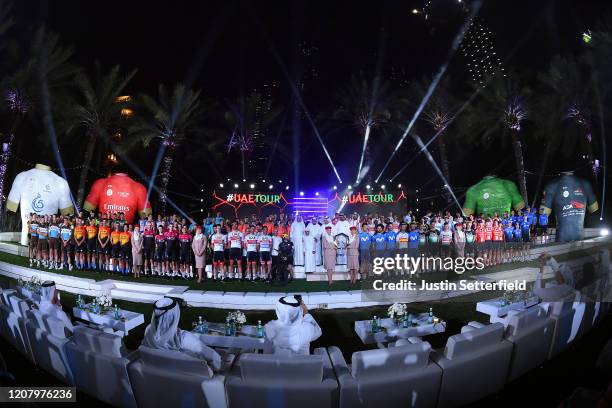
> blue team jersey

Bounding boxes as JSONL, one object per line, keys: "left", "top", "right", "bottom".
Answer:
{"left": 48, "top": 225, "right": 60, "bottom": 239}
{"left": 538, "top": 214, "right": 548, "bottom": 226}
{"left": 60, "top": 227, "right": 71, "bottom": 241}
{"left": 358, "top": 232, "right": 371, "bottom": 250}
{"left": 372, "top": 233, "right": 387, "bottom": 250}
{"left": 385, "top": 231, "right": 397, "bottom": 249}
{"left": 504, "top": 226, "right": 514, "bottom": 241}
{"left": 513, "top": 228, "right": 522, "bottom": 240}
{"left": 528, "top": 212, "right": 537, "bottom": 225}
{"left": 501, "top": 218, "right": 509, "bottom": 227}
{"left": 520, "top": 220, "right": 530, "bottom": 231}
{"left": 408, "top": 231, "right": 419, "bottom": 248}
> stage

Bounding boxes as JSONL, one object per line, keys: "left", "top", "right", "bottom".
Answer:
{"left": 0, "top": 230, "right": 609, "bottom": 310}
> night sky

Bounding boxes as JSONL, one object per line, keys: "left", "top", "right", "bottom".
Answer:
{"left": 8, "top": 0, "right": 612, "bottom": 217}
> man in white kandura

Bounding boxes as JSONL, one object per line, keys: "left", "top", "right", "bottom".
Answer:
{"left": 533, "top": 253, "right": 575, "bottom": 301}
{"left": 303, "top": 228, "right": 316, "bottom": 273}
{"left": 142, "top": 297, "right": 221, "bottom": 370}
{"left": 264, "top": 296, "right": 322, "bottom": 355}
{"left": 335, "top": 213, "right": 351, "bottom": 237}
{"left": 290, "top": 215, "right": 306, "bottom": 267}
{"left": 38, "top": 281, "right": 74, "bottom": 332}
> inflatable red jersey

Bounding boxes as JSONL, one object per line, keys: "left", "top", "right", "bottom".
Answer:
{"left": 83, "top": 173, "right": 152, "bottom": 224}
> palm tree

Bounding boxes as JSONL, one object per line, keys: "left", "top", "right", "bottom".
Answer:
{"left": 0, "top": 27, "right": 75, "bottom": 208}
{"left": 460, "top": 71, "right": 530, "bottom": 204}
{"left": 399, "top": 75, "right": 455, "bottom": 187}
{"left": 66, "top": 62, "right": 136, "bottom": 207}
{"left": 334, "top": 72, "right": 393, "bottom": 184}
{"left": 128, "top": 84, "right": 205, "bottom": 214}
{"left": 223, "top": 92, "right": 282, "bottom": 180}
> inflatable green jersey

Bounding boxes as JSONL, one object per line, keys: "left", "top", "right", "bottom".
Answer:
{"left": 462, "top": 176, "right": 525, "bottom": 217}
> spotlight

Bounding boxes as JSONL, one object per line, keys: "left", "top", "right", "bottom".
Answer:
{"left": 249, "top": 184, "right": 255, "bottom": 189}
{"left": 348, "top": 185, "right": 352, "bottom": 190}
{"left": 200, "top": 198, "right": 203, "bottom": 202}
{"left": 315, "top": 192, "right": 319, "bottom": 196}
{"left": 219, "top": 183, "right": 224, "bottom": 188}
{"left": 397, "top": 183, "right": 402, "bottom": 188}
{"left": 201, "top": 189, "right": 204, "bottom": 192}
{"left": 269, "top": 184, "right": 273, "bottom": 189}
{"left": 366, "top": 184, "right": 371, "bottom": 190}
{"left": 200, "top": 208, "right": 203, "bottom": 212}
{"left": 278, "top": 180, "right": 282, "bottom": 183}
{"left": 601, "top": 228, "right": 609, "bottom": 237}
{"left": 285, "top": 185, "right": 290, "bottom": 190}
{"left": 243, "top": 179, "right": 246, "bottom": 182}
{"left": 262, "top": 179, "right": 266, "bottom": 183}
{"left": 234, "top": 183, "right": 239, "bottom": 188}
{"left": 381, "top": 184, "right": 386, "bottom": 189}
{"left": 227, "top": 178, "right": 230, "bottom": 181}
{"left": 333, "top": 186, "right": 337, "bottom": 190}
{"left": 412, "top": 8, "right": 419, "bottom": 15}
{"left": 300, "top": 191, "right": 304, "bottom": 196}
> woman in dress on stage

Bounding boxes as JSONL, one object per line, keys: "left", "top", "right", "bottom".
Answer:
{"left": 347, "top": 226, "right": 360, "bottom": 284}
{"left": 131, "top": 225, "right": 143, "bottom": 278}
{"left": 192, "top": 225, "right": 207, "bottom": 283}
{"left": 322, "top": 225, "right": 338, "bottom": 285}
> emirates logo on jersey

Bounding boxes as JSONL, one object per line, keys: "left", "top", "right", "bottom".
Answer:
{"left": 563, "top": 191, "right": 570, "bottom": 198}
{"left": 106, "top": 188, "right": 113, "bottom": 197}
{"left": 483, "top": 193, "right": 490, "bottom": 199}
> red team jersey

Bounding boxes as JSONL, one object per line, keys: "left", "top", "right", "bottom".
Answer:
{"left": 484, "top": 226, "right": 493, "bottom": 241}
{"left": 83, "top": 173, "right": 151, "bottom": 224}
{"left": 492, "top": 226, "right": 504, "bottom": 241}
{"left": 475, "top": 227, "right": 486, "bottom": 243}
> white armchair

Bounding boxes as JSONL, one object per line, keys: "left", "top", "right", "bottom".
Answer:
{"left": 65, "top": 326, "right": 137, "bottom": 408}
{"left": 503, "top": 306, "right": 555, "bottom": 381}
{"left": 226, "top": 349, "right": 338, "bottom": 408}
{"left": 128, "top": 346, "right": 227, "bottom": 408}
{"left": 2, "top": 297, "right": 34, "bottom": 363}
{"left": 432, "top": 322, "right": 513, "bottom": 408}
{"left": 547, "top": 294, "right": 578, "bottom": 358}
{"left": 24, "top": 309, "right": 74, "bottom": 385}
{"left": 327, "top": 338, "right": 441, "bottom": 408}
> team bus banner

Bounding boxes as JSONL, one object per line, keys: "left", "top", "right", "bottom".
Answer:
{"left": 212, "top": 189, "right": 407, "bottom": 218}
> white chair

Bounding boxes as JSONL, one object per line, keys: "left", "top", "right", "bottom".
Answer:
{"left": 24, "top": 309, "right": 74, "bottom": 385}
{"left": 2, "top": 297, "right": 35, "bottom": 363}
{"left": 327, "top": 338, "right": 441, "bottom": 408}
{"left": 547, "top": 294, "right": 578, "bottom": 358}
{"left": 432, "top": 322, "right": 513, "bottom": 408}
{"left": 226, "top": 349, "right": 338, "bottom": 408}
{"left": 65, "top": 326, "right": 137, "bottom": 408}
{"left": 0, "top": 289, "right": 17, "bottom": 307}
{"left": 128, "top": 346, "right": 227, "bottom": 408}
{"left": 503, "top": 307, "right": 555, "bottom": 381}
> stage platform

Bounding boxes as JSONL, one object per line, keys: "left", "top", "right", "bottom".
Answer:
{"left": 0, "top": 231, "right": 609, "bottom": 310}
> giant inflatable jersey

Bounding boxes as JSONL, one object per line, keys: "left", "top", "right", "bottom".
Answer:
{"left": 83, "top": 173, "right": 151, "bottom": 224}
{"left": 6, "top": 164, "right": 74, "bottom": 245}
{"left": 540, "top": 172, "right": 598, "bottom": 242}
{"left": 463, "top": 176, "right": 525, "bottom": 217}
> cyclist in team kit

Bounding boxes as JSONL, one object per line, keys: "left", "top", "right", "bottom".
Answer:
{"left": 210, "top": 224, "right": 227, "bottom": 281}
{"left": 48, "top": 217, "right": 61, "bottom": 269}
{"left": 244, "top": 226, "right": 259, "bottom": 281}
{"left": 110, "top": 223, "right": 121, "bottom": 273}
{"left": 178, "top": 225, "right": 193, "bottom": 279}
{"left": 60, "top": 218, "right": 73, "bottom": 271}
{"left": 97, "top": 220, "right": 111, "bottom": 273}
{"left": 154, "top": 224, "right": 167, "bottom": 276}
{"left": 85, "top": 219, "right": 98, "bottom": 270}
{"left": 227, "top": 222, "right": 244, "bottom": 280}
{"left": 258, "top": 230, "right": 273, "bottom": 280}
{"left": 142, "top": 221, "right": 155, "bottom": 276}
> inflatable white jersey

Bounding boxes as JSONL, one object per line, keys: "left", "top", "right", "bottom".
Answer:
{"left": 6, "top": 164, "right": 74, "bottom": 245}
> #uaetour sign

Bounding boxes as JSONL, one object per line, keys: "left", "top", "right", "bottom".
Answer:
{"left": 212, "top": 189, "right": 407, "bottom": 218}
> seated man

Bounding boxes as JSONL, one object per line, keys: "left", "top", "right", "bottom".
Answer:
{"left": 38, "top": 281, "right": 75, "bottom": 333}
{"left": 142, "top": 297, "right": 221, "bottom": 370}
{"left": 264, "top": 295, "right": 322, "bottom": 355}
{"left": 533, "top": 253, "right": 574, "bottom": 301}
